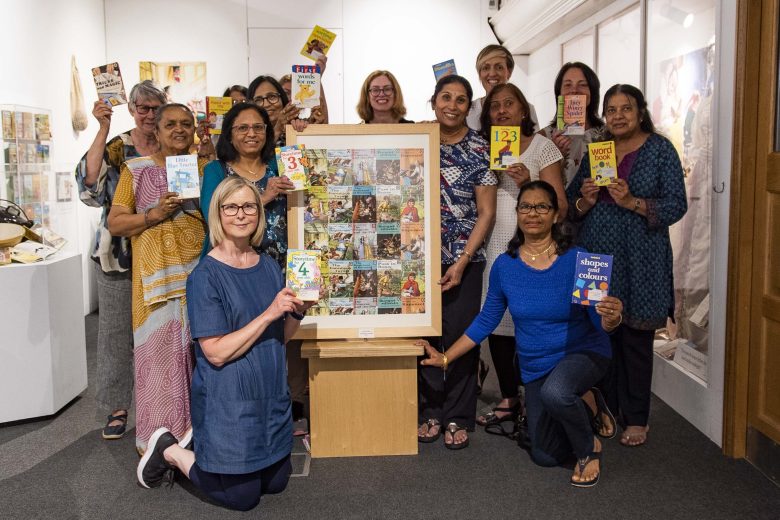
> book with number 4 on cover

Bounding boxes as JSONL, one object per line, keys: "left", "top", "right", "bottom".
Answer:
{"left": 572, "top": 252, "right": 613, "bottom": 305}
{"left": 166, "top": 154, "right": 200, "bottom": 199}
{"left": 286, "top": 250, "right": 322, "bottom": 301}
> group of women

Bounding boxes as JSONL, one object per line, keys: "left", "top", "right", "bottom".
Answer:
{"left": 76, "top": 41, "right": 686, "bottom": 509}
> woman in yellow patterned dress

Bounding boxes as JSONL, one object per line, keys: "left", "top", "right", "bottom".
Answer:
{"left": 108, "top": 103, "right": 206, "bottom": 453}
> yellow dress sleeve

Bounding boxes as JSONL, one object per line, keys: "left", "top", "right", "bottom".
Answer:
{"left": 113, "top": 165, "right": 136, "bottom": 210}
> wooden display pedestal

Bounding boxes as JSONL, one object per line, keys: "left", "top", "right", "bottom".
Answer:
{"left": 301, "top": 338, "right": 423, "bottom": 458}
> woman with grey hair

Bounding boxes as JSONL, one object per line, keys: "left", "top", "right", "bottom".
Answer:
{"left": 75, "top": 79, "right": 166, "bottom": 440}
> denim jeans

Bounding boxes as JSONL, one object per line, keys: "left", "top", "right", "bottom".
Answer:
{"left": 524, "top": 351, "right": 610, "bottom": 465}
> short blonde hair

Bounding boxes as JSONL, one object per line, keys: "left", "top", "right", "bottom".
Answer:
{"left": 207, "top": 176, "right": 266, "bottom": 248}
{"left": 356, "top": 70, "right": 407, "bottom": 122}
{"left": 475, "top": 44, "right": 515, "bottom": 74}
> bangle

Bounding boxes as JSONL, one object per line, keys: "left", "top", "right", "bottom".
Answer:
{"left": 575, "top": 198, "right": 586, "bottom": 213}
{"left": 633, "top": 198, "right": 642, "bottom": 212}
{"left": 144, "top": 207, "right": 154, "bottom": 228}
{"left": 461, "top": 250, "right": 473, "bottom": 261}
{"left": 441, "top": 353, "right": 449, "bottom": 371}
{"left": 289, "top": 311, "right": 305, "bottom": 321}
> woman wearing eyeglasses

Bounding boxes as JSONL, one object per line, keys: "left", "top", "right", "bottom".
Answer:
{"left": 107, "top": 103, "right": 206, "bottom": 454}
{"left": 356, "top": 71, "right": 412, "bottom": 124}
{"left": 421, "top": 180, "right": 623, "bottom": 488}
{"left": 567, "top": 84, "right": 687, "bottom": 448}
{"left": 137, "top": 176, "right": 316, "bottom": 511}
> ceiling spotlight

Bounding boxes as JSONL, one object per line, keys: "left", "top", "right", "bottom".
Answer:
{"left": 660, "top": 3, "right": 694, "bottom": 28}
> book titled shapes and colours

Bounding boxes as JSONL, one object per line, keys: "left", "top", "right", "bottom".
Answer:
{"left": 165, "top": 154, "right": 200, "bottom": 199}
{"left": 489, "top": 126, "right": 521, "bottom": 170}
{"left": 587, "top": 141, "right": 617, "bottom": 186}
{"left": 92, "top": 62, "right": 127, "bottom": 106}
{"left": 572, "top": 252, "right": 613, "bottom": 305}
{"left": 287, "top": 249, "right": 322, "bottom": 301}
{"left": 276, "top": 144, "right": 308, "bottom": 190}
{"left": 300, "top": 25, "right": 337, "bottom": 61}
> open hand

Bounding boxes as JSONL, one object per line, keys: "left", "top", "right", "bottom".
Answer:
{"left": 438, "top": 261, "right": 465, "bottom": 292}
{"left": 417, "top": 340, "right": 445, "bottom": 367}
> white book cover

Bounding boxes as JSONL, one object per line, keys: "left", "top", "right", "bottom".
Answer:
{"left": 166, "top": 154, "right": 200, "bottom": 199}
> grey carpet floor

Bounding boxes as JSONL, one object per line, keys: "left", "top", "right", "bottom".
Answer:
{"left": 0, "top": 313, "right": 778, "bottom": 519}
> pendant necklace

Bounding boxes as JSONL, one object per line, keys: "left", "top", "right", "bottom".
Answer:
{"left": 522, "top": 242, "right": 555, "bottom": 262}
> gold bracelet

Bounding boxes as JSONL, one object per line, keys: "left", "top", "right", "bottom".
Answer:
{"left": 441, "top": 353, "right": 449, "bottom": 371}
{"left": 575, "top": 198, "right": 586, "bottom": 213}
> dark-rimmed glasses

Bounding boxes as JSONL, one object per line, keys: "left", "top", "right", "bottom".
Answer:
{"left": 368, "top": 86, "right": 394, "bottom": 97}
{"left": 517, "top": 203, "right": 553, "bottom": 214}
{"left": 221, "top": 203, "right": 259, "bottom": 216}
{"left": 253, "top": 93, "right": 281, "bottom": 106}
{"left": 134, "top": 104, "right": 161, "bottom": 115}
{"left": 232, "top": 123, "right": 266, "bottom": 135}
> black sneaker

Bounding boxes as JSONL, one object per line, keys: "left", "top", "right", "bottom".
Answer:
{"left": 137, "top": 427, "right": 177, "bottom": 489}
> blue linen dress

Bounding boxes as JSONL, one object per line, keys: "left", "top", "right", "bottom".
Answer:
{"left": 186, "top": 254, "right": 292, "bottom": 474}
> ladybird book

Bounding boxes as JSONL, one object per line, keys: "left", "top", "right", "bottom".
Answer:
{"left": 572, "top": 252, "right": 613, "bottom": 305}
{"left": 286, "top": 249, "right": 322, "bottom": 301}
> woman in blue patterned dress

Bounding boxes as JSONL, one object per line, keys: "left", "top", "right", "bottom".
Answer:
{"left": 567, "top": 84, "right": 687, "bottom": 447}
{"left": 417, "top": 75, "right": 497, "bottom": 450}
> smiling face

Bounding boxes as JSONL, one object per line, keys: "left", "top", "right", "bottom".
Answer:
{"left": 478, "top": 55, "right": 511, "bottom": 95}
{"left": 219, "top": 186, "right": 259, "bottom": 241}
{"left": 488, "top": 88, "right": 525, "bottom": 127}
{"left": 605, "top": 92, "right": 640, "bottom": 140}
{"left": 433, "top": 82, "right": 469, "bottom": 132}
{"left": 560, "top": 67, "right": 591, "bottom": 109}
{"left": 229, "top": 108, "right": 266, "bottom": 159}
{"left": 516, "top": 188, "right": 557, "bottom": 240}
{"left": 130, "top": 96, "right": 163, "bottom": 136}
{"left": 368, "top": 74, "right": 395, "bottom": 118}
{"left": 155, "top": 106, "right": 195, "bottom": 155}
{"left": 252, "top": 81, "right": 283, "bottom": 124}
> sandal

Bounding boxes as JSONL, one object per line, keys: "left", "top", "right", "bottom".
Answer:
{"left": 620, "top": 426, "right": 648, "bottom": 447}
{"left": 588, "top": 388, "right": 616, "bottom": 439}
{"left": 477, "top": 401, "right": 521, "bottom": 426}
{"left": 102, "top": 412, "right": 128, "bottom": 440}
{"left": 417, "top": 419, "right": 442, "bottom": 443}
{"left": 570, "top": 450, "right": 601, "bottom": 488}
{"left": 444, "top": 422, "right": 469, "bottom": 450}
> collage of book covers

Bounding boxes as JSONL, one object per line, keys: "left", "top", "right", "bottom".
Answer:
{"left": 302, "top": 146, "right": 427, "bottom": 317}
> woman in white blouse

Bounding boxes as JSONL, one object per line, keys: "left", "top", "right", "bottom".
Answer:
{"left": 476, "top": 83, "right": 565, "bottom": 427}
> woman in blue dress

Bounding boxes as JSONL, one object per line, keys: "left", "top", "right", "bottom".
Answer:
{"left": 136, "top": 176, "right": 316, "bottom": 511}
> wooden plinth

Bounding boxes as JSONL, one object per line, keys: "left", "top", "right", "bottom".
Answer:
{"left": 301, "top": 338, "right": 423, "bottom": 458}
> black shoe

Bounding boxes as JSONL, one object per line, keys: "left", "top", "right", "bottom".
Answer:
{"left": 137, "top": 428, "right": 177, "bottom": 489}
{"left": 102, "top": 412, "right": 128, "bottom": 440}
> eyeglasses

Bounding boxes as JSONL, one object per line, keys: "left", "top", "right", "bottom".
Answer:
{"left": 134, "top": 104, "right": 161, "bottom": 115}
{"left": 517, "top": 203, "right": 553, "bottom": 214}
{"left": 232, "top": 123, "right": 266, "bottom": 135}
{"left": 221, "top": 203, "right": 259, "bottom": 216}
{"left": 368, "top": 86, "right": 394, "bottom": 97}
{"left": 253, "top": 93, "right": 281, "bottom": 106}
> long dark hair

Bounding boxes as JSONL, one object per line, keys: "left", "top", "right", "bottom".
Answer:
{"left": 215, "top": 103, "right": 275, "bottom": 164}
{"left": 507, "top": 180, "right": 572, "bottom": 258}
{"left": 549, "top": 62, "right": 604, "bottom": 129}
{"left": 602, "top": 83, "right": 655, "bottom": 135}
{"left": 479, "top": 83, "right": 535, "bottom": 139}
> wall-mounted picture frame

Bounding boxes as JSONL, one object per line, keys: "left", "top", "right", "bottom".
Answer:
{"left": 287, "top": 123, "right": 442, "bottom": 339}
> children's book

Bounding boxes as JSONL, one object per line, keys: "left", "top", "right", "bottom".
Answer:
{"left": 287, "top": 249, "right": 322, "bottom": 301}
{"left": 165, "top": 154, "right": 200, "bottom": 199}
{"left": 561, "top": 95, "right": 586, "bottom": 135}
{"left": 587, "top": 141, "right": 617, "bottom": 186}
{"left": 92, "top": 62, "right": 128, "bottom": 106}
{"left": 205, "top": 97, "right": 233, "bottom": 136}
{"left": 432, "top": 59, "right": 457, "bottom": 81}
{"left": 276, "top": 144, "right": 308, "bottom": 190}
{"left": 556, "top": 95, "right": 565, "bottom": 131}
{"left": 300, "top": 25, "right": 337, "bottom": 61}
{"left": 572, "top": 252, "right": 613, "bottom": 305}
{"left": 489, "top": 126, "right": 521, "bottom": 170}
{"left": 291, "top": 65, "right": 321, "bottom": 108}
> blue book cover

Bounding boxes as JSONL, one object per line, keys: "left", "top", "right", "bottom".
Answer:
{"left": 432, "top": 59, "right": 457, "bottom": 81}
{"left": 572, "top": 252, "right": 613, "bottom": 305}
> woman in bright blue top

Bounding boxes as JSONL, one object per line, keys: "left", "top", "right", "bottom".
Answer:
{"left": 421, "top": 180, "right": 623, "bottom": 488}
{"left": 136, "top": 176, "right": 316, "bottom": 511}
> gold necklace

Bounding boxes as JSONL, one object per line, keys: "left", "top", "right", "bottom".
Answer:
{"left": 440, "top": 127, "right": 466, "bottom": 144}
{"left": 521, "top": 241, "right": 555, "bottom": 262}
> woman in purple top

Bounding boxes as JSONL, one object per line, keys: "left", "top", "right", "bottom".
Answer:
{"left": 421, "top": 181, "right": 623, "bottom": 488}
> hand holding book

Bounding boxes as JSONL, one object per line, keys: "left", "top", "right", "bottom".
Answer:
{"left": 504, "top": 162, "right": 530, "bottom": 188}
{"left": 595, "top": 295, "right": 623, "bottom": 331}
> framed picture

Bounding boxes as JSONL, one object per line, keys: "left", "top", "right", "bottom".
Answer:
{"left": 56, "top": 171, "right": 72, "bottom": 202}
{"left": 287, "top": 123, "right": 442, "bottom": 339}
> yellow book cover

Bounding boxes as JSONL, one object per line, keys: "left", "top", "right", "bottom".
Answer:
{"left": 489, "top": 126, "right": 521, "bottom": 171}
{"left": 300, "top": 25, "right": 337, "bottom": 61}
{"left": 205, "top": 96, "right": 233, "bottom": 135}
{"left": 588, "top": 141, "right": 617, "bottom": 186}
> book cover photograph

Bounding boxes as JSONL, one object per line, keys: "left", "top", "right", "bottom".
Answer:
{"left": 92, "top": 62, "right": 128, "bottom": 106}
{"left": 304, "top": 148, "right": 328, "bottom": 186}
{"left": 291, "top": 65, "right": 321, "bottom": 108}
{"left": 165, "top": 154, "right": 200, "bottom": 199}
{"left": 588, "top": 141, "right": 617, "bottom": 186}
{"left": 276, "top": 144, "right": 308, "bottom": 190}
{"left": 300, "top": 25, "right": 337, "bottom": 61}
{"left": 206, "top": 97, "right": 233, "bottom": 136}
{"left": 286, "top": 249, "right": 322, "bottom": 301}
{"left": 2, "top": 110, "right": 15, "bottom": 140}
{"left": 489, "top": 126, "right": 521, "bottom": 170}
{"left": 561, "top": 95, "right": 586, "bottom": 135}
{"left": 376, "top": 148, "right": 401, "bottom": 185}
{"left": 327, "top": 149, "right": 353, "bottom": 185}
{"left": 572, "top": 252, "right": 613, "bottom": 305}
{"left": 34, "top": 114, "right": 51, "bottom": 140}
{"left": 400, "top": 149, "right": 424, "bottom": 186}
{"left": 432, "top": 59, "right": 457, "bottom": 81}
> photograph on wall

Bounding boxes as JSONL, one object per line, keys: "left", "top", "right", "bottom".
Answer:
{"left": 56, "top": 171, "right": 73, "bottom": 202}
{"left": 288, "top": 125, "right": 441, "bottom": 338}
{"left": 139, "top": 61, "right": 207, "bottom": 115}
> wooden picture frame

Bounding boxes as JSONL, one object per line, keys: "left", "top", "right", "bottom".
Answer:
{"left": 286, "top": 123, "right": 442, "bottom": 339}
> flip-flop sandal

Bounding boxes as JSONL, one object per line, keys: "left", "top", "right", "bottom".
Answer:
{"left": 477, "top": 402, "right": 521, "bottom": 426}
{"left": 444, "top": 422, "right": 469, "bottom": 450}
{"left": 570, "top": 450, "right": 601, "bottom": 488}
{"left": 590, "top": 388, "right": 616, "bottom": 439}
{"left": 417, "top": 419, "right": 442, "bottom": 443}
{"left": 620, "top": 428, "right": 648, "bottom": 447}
